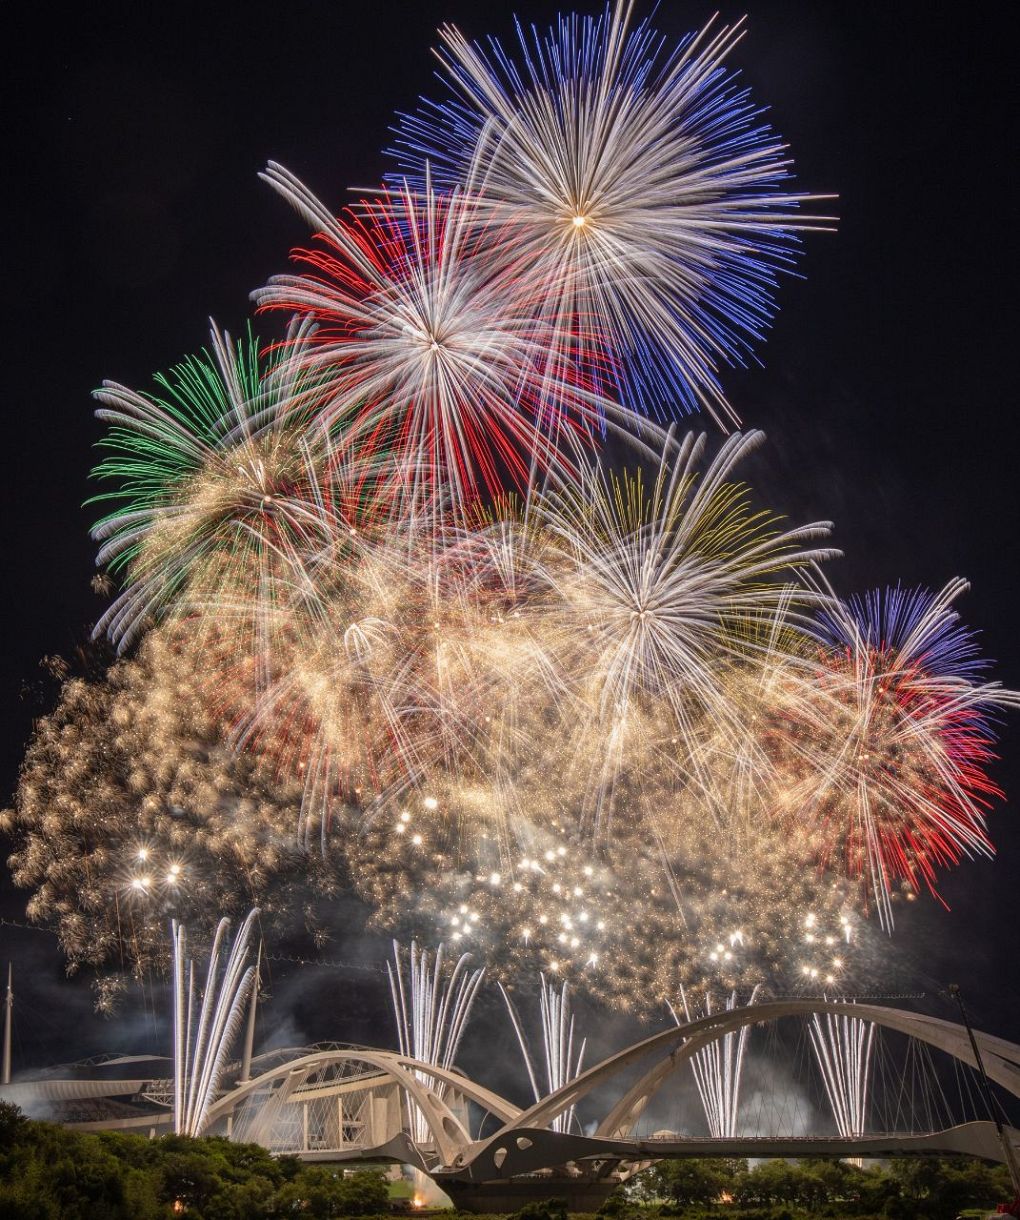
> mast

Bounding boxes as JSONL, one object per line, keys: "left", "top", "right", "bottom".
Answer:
{"left": 949, "top": 984, "right": 1020, "bottom": 1196}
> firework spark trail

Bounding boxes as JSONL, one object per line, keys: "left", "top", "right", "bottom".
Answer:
{"left": 172, "top": 909, "right": 258, "bottom": 1136}
{"left": 390, "top": 3, "right": 834, "bottom": 425}
{"left": 500, "top": 974, "right": 587, "bottom": 1133}
{"left": 672, "top": 985, "right": 761, "bottom": 1138}
{"left": 387, "top": 939, "right": 485, "bottom": 1143}
{"left": 809, "top": 1005, "right": 874, "bottom": 1140}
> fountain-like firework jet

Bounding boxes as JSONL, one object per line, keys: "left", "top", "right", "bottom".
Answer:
{"left": 387, "top": 940, "right": 485, "bottom": 1143}
{"left": 671, "top": 985, "right": 761, "bottom": 1138}
{"left": 391, "top": 4, "right": 833, "bottom": 424}
{"left": 171, "top": 909, "right": 259, "bottom": 1137}
{"left": 500, "top": 975, "right": 587, "bottom": 1133}
{"left": 809, "top": 1006, "right": 874, "bottom": 1142}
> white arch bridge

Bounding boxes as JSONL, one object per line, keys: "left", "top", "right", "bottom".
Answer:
{"left": 12, "top": 999, "right": 1020, "bottom": 1211}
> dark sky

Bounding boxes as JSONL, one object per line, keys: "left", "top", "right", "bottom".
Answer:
{"left": 1, "top": 0, "right": 1017, "bottom": 1079}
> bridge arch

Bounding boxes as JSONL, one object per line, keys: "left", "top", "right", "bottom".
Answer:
{"left": 204, "top": 1048, "right": 520, "bottom": 1164}
{"left": 485, "top": 1000, "right": 1020, "bottom": 1143}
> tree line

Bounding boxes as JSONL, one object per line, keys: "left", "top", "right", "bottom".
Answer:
{"left": 1, "top": 1102, "right": 1015, "bottom": 1219}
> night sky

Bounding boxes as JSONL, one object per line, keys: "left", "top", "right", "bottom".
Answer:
{"left": 2, "top": 1, "right": 1016, "bottom": 1084}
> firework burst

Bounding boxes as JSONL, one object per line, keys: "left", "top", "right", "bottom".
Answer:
{"left": 391, "top": 4, "right": 834, "bottom": 425}
{"left": 89, "top": 318, "right": 343, "bottom": 654}
{"left": 535, "top": 429, "right": 837, "bottom": 836}
{"left": 799, "top": 580, "right": 1019, "bottom": 927}
{"left": 254, "top": 165, "right": 652, "bottom": 527}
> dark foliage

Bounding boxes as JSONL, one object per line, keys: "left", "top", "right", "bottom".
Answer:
{"left": 0, "top": 1101, "right": 389, "bottom": 1219}
{"left": 0, "top": 1103, "right": 1014, "bottom": 1219}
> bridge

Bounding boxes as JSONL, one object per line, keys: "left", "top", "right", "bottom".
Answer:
{"left": 4, "top": 998, "right": 1019, "bottom": 1211}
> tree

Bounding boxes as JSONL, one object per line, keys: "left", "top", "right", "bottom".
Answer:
{"left": 0, "top": 1099, "right": 28, "bottom": 1146}
{"left": 0, "top": 1109, "right": 394, "bottom": 1220}
{"left": 887, "top": 1156, "right": 1013, "bottom": 1220}
{"left": 735, "top": 1159, "right": 823, "bottom": 1207}
{"left": 639, "top": 1158, "right": 746, "bottom": 1206}
{"left": 511, "top": 1197, "right": 569, "bottom": 1220}
{"left": 274, "top": 1167, "right": 390, "bottom": 1219}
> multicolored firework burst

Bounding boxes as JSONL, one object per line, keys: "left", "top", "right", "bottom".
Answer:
{"left": 254, "top": 165, "right": 653, "bottom": 527}
{"left": 804, "top": 580, "right": 1018, "bottom": 928}
{"left": 390, "top": 3, "right": 834, "bottom": 424}
{"left": 89, "top": 318, "right": 332, "bottom": 653}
